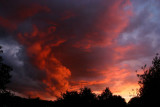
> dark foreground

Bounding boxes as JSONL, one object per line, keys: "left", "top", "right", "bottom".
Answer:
{"left": 0, "top": 91, "right": 156, "bottom": 107}
{"left": 0, "top": 89, "right": 128, "bottom": 107}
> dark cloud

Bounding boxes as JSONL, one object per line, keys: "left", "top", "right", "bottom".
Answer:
{"left": 0, "top": 36, "right": 47, "bottom": 96}
{"left": 2, "top": 0, "right": 158, "bottom": 101}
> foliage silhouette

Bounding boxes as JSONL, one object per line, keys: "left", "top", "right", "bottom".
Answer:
{"left": 98, "top": 87, "right": 112, "bottom": 100}
{"left": 128, "top": 97, "right": 142, "bottom": 107}
{"left": 56, "top": 87, "right": 127, "bottom": 107}
{"left": 57, "top": 87, "right": 97, "bottom": 106}
{"left": 128, "top": 54, "right": 160, "bottom": 106}
{"left": 138, "top": 54, "right": 160, "bottom": 106}
{"left": 79, "top": 87, "right": 97, "bottom": 104}
{"left": 98, "top": 87, "right": 127, "bottom": 107}
{"left": 0, "top": 46, "right": 12, "bottom": 93}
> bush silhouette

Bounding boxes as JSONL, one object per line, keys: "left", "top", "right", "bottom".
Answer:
{"left": 128, "top": 97, "right": 142, "bottom": 107}
{"left": 0, "top": 46, "right": 12, "bottom": 93}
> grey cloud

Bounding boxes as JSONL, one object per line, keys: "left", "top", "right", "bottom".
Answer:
{"left": 0, "top": 36, "right": 47, "bottom": 95}
{"left": 118, "top": 0, "right": 160, "bottom": 59}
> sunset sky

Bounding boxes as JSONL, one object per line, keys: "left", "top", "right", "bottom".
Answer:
{"left": 0, "top": 0, "right": 160, "bottom": 102}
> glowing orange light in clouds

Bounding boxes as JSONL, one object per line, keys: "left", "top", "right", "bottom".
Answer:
{"left": 13, "top": 0, "right": 135, "bottom": 101}
{"left": 106, "top": 66, "right": 139, "bottom": 102}
{"left": 18, "top": 25, "right": 71, "bottom": 98}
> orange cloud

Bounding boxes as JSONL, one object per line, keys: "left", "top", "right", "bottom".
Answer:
{"left": 17, "top": 25, "right": 71, "bottom": 98}
{"left": 0, "top": 0, "right": 139, "bottom": 102}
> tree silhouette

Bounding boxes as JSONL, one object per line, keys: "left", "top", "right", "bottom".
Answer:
{"left": 136, "top": 54, "right": 160, "bottom": 106}
{"left": 60, "top": 90, "right": 81, "bottom": 105}
{"left": 98, "top": 87, "right": 126, "bottom": 107}
{"left": 0, "top": 46, "right": 12, "bottom": 93}
{"left": 98, "top": 87, "right": 112, "bottom": 101}
{"left": 79, "top": 87, "right": 96, "bottom": 104}
{"left": 58, "top": 87, "right": 97, "bottom": 106}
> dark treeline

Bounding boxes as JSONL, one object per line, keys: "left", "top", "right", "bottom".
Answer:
{"left": 0, "top": 88, "right": 127, "bottom": 107}
{"left": 0, "top": 87, "right": 127, "bottom": 107}
{"left": 1, "top": 45, "right": 160, "bottom": 107}
{"left": 56, "top": 87, "right": 126, "bottom": 107}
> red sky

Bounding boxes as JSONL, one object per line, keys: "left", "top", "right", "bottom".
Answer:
{"left": 0, "top": 0, "right": 160, "bottom": 102}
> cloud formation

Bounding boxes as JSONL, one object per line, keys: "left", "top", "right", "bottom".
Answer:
{"left": 0, "top": 0, "right": 160, "bottom": 102}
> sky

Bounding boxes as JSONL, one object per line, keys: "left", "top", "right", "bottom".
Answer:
{"left": 0, "top": 0, "right": 160, "bottom": 102}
